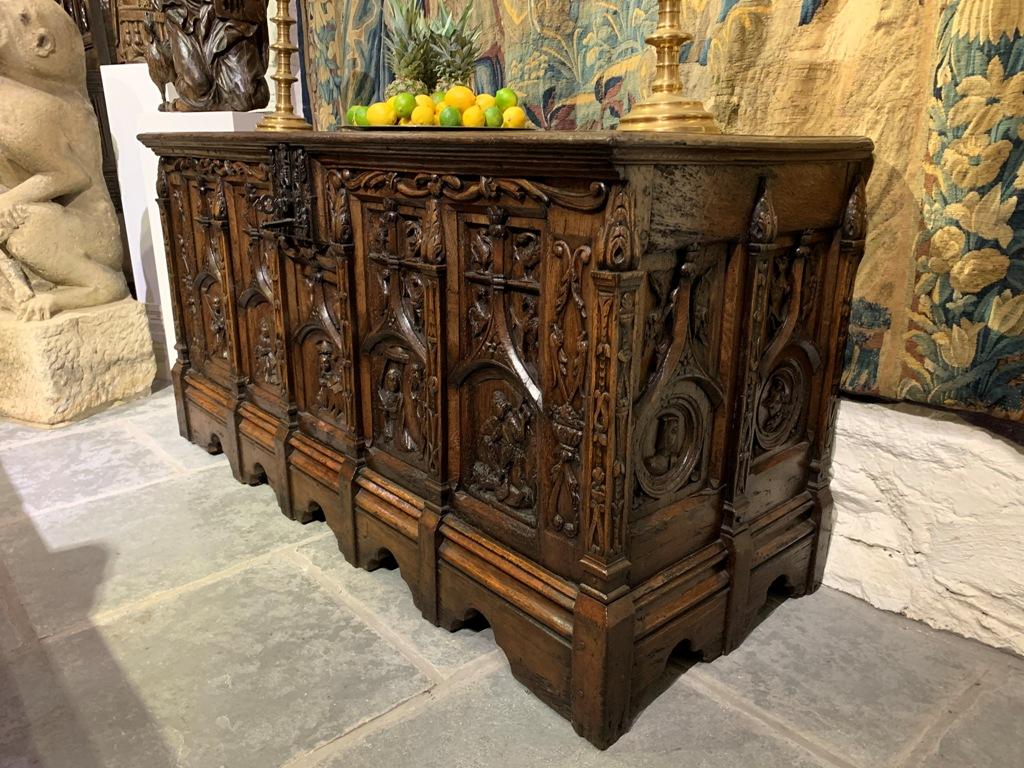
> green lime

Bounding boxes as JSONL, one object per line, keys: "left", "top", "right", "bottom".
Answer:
{"left": 431, "top": 91, "right": 446, "bottom": 105}
{"left": 346, "top": 105, "right": 363, "bottom": 126}
{"left": 484, "top": 105, "right": 503, "bottom": 128}
{"left": 353, "top": 106, "right": 370, "bottom": 126}
{"left": 439, "top": 105, "right": 462, "bottom": 127}
{"left": 394, "top": 92, "right": 417, "bottom": 119}
{"left": 495, "top": 87, "right": 518, "bottom": 112}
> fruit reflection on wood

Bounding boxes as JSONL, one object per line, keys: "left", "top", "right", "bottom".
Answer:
{"left": 143, "top": 130, "right": 872, "bottom": 749}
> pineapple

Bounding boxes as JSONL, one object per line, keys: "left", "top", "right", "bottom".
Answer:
{"left": 384, "top": 0, "right": 433, "bottom": 99}
{"left": 430, "top": 1, "right": 482, "bottom": 93}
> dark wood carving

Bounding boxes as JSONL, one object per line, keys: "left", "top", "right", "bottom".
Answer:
{"left": 111, "top": 0, "right": 167, "bottom": 64}
{"left": 142, "top": 130, "right": 873, "bottom": 750}
{"left": 143, "top": 0, "right": 270, "bottom": 112}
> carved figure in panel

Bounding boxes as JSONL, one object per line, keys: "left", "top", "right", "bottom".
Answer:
{"left": 144, "top": 0, "right": 270, "bottom": 112}
{"left": 315, "top": 339, "right": 343, "bottom": 414}
{"left": 378, "top": 363, "right": 405, "bottom": 448}
{"left": 468, "top": 387, "right": 537, "bottom": 513}
{"left": 254, "top": 314, "right": 282, "bottom": 386}
{"left": 0, "top": 0, "right": 128, "bottom": 320}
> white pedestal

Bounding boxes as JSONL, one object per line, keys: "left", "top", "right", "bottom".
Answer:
{"left": 100, "top": 63, "right": 268, "bottom": 383}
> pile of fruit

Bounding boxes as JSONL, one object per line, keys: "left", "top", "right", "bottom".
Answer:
{"left": 347, "top": 86, "right": 526, "bottom": 129}
{"left": 344, "top": 0, "right": 528, "bottom": 130}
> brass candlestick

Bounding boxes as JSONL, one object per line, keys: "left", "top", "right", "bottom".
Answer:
{"left": 619, "top": 0, "right": 718, "bottom": 133}
{"left": 257, "top": 0, "right": 313, "bottom": 132}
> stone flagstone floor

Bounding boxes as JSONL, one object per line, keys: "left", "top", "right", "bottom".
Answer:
{"left": 1, "top": 389, "right": 1023, "bottom": 768}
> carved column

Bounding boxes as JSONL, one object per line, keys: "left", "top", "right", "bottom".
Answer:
{"left": 808, "top": 174, "right": 868, "bottom": 590}
{"left": 721, "top": 178, "right": 782, "bottom": 652}
{"left": 571, "top": 187, "right": 643, "bottom": 748}
{"left": 156, "top": 166, "right": 192, "bottom": 440}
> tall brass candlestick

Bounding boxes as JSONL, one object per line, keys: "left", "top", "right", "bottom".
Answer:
{"left": 257, "top": 0, "right": 313, "bottom": 132}
{"left": 619, "top": 0, "right": 718, "bottom": 133}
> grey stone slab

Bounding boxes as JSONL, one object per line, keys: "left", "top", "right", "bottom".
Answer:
{"left": 0, "top": 468, "right": 327, "bottom": 638}
{"left": 120, "top": 395, "right": 226, "bottom": 471}
{"left": 920, "top": 669, "right": 1024, "bottom": 768}
{"left": 0, "top": 418, "right": 52, "bottom": 450}
{"left": 696, "top": 588, "right": 990, "bottom": 767}
{"left": 298, "top": 535, "right": 495, "bottom": 678}
{"left": 0, "top": 388, "right": 168, "bottom": 452}
{"left": 319, "top": 664, "right": 832, "bottom": 768}
{"left": 0, "top": 559, "right": 431, "bottom": 768}
{"left": 0, "top": 424, "right": 174, "bottom": 518}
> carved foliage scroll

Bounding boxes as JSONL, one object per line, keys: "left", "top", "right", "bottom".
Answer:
{"left": 548, "top": 241, "right": 591, "bottom": 539}
{"left": 585, "top": 272, "right": 641, "bottom": 561}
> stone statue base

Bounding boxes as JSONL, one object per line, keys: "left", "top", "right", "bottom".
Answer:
{"left": 0, "top": 299, "right": 157, "bottom": 426}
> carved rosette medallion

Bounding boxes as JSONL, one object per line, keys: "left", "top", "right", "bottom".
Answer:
{"left": 754, "top": 360, "right": 805, "bottom": 452}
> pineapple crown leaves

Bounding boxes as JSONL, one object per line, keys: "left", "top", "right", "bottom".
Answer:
{"left": 429, "top": 1, "right": 483, "bottom": 86}
{"left": 384, "top": 0, "right": 432, "bottom": 83}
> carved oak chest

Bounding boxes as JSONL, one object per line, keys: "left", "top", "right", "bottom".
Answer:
{"left": 141, "top": 130, "right": 872, "bottom": 748}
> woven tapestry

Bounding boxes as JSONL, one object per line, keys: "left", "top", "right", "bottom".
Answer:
{"left": 298, "top": 0, "right": 1024, "bottom": 421}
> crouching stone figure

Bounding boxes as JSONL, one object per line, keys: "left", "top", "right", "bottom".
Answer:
{"left": 0, "top": 0, "right": 128, "bottom": 321}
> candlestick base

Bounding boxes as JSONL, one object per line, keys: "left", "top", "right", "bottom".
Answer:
{"left": 256, "top": 111, "right": 313, "bottom": 133}
{"left": 618, "top": 92, "right": 719, "bottom": 133}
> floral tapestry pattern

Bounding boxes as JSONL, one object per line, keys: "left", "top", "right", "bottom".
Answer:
{"left": 905, "top": 3, "right": 1024, "bottom": 416}
{"left": 298, "top": 0, "right": 1024, "bottom": 421}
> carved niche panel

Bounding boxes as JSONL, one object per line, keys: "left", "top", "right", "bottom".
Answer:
{"left": 229, "top": 175, "right": 290, "bottom": 402}
{"left": 190, "top": 175, "right": 234, "bottom": 378}
{"left": 454, "top": 209, "right": 545, "bottom": 527}
{"left": 357, "top": 186, "right": 444, "bottom": 476}
{"left": 751, "top": 229, "right": 826, "bottom": 458}
{"left": 633, "top": 245, "right": 726, "bottom": 505}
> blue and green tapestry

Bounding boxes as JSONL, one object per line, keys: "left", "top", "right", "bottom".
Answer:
{"left": 297, "top": 0, "right": 1024, "bottom": 422}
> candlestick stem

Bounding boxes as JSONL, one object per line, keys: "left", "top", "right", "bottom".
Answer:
{"left": 619, "top": 0, "right": 718, "bottom": 133}
{"left": 257, "top": 0, "right": 313, "bottom": 132}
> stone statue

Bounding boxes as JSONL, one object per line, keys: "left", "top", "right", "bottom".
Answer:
{"left": 144, "top": 0, "right": 270, "bottom": 112}
{"left": 0, "top": 0, "right": 129, "bottom": 321}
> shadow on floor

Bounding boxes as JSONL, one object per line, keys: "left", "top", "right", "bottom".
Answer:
{"left": 0, "top": 462, "right": 174, "bottom": 768}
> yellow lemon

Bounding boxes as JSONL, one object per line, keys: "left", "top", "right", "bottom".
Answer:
{"left": 387, "top": 95, "right": 398, "bottom": 110}
{"left": 445, "top": 85, "right": 476, "bottom": 112}
{"left": 502, "top": 106, "right": 527, "bottom": 129}
{"left": 475, "top": 93, "right": 496, "bottom": 110}
{"left": 366, "top": 102, "right": 397, "bottom": 126}
{"left": 411, "top": 104, "right": 435, "bottom": 125}
{"left": 415, "top": 94, "right": 434, "bottom": 110}
{"left": 435, "top": 99, "right": 448, "bottom": 115}
{"left": 399, "top": 117, "right": 413, "bottom": 126}
{"left": 462, "top": 105, "right": 486, "bottom": 128}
